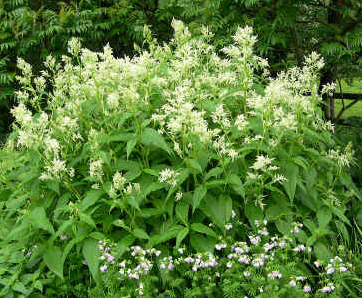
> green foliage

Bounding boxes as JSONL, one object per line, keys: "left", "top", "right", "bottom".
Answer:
{"left": 0, "top": 0, "right": 174, "bottom": 138}
{"left": 0, "top": 21, "right": 361, "bottom": 297}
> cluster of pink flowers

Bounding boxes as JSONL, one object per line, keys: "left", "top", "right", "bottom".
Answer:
{"left": 320, "top": 283, "right": 335, "bottom": 293}
{"left": 96, "top": 222, "right": 352, "bottom": 296}
{"left": 161, "top": 253, "right": 219, "bottom": 272}
{"left": 98, "top": 240, "right": 115, "bottom": 271}
{"left": 267, "top": 270, "right": 282, "bottom": 279}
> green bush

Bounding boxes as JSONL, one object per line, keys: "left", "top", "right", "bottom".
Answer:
{"left": 0, "top": 0, "right": 174, "bottom": 138}
{"left": 0, "top": 21, "right": 361, "bottom": 297}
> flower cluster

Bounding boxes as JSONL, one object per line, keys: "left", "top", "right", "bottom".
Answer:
{"left": 158, "top": 168, "right": 180, "bottom": 187}
{"left": 97, "top": 222, "right": 352, "bottom": 297}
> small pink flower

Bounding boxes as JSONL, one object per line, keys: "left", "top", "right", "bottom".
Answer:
{"left": 321, "top": 286, "right": 332, "bottom": 293}
{"left": 100, "top": 265, "right": 108, "bottom": 272}
{"left": 289, "top": 280, "right": 296, "bottom": 287}
{"left": 243, "top": 271, "right": 250, "bottom": 277}
{"left": 184, "top": 257, "right": 194, "bottom": 263}
{"left": 304, "top": 286, "right": 311, "bottom": 293}
{"left": 327, "top": 268, "right": 335, "bottom": 275}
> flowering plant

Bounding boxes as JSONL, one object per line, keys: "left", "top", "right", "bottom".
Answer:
{"left": 0, "top": 20, "right": 360, "bottom": 297}
{"left": 97, "top": 221, "right": 355, "bottom": 298}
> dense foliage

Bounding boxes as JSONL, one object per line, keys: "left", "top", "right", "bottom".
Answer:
{"left": 0, "top": 0, "right": 174, "bottom": 139}
{"left": 2, "top": 0, "right": 362, "bottom": 138}
{"left": 0, "top": 22, "right": 361, "bottom": 297}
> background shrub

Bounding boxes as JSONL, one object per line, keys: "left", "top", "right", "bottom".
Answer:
{"left": 0, "top": 22, "right": 361, "bottom": 297}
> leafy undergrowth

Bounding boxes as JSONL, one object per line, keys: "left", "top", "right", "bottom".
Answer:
{"left": 0, "top": 21, "right": 361, "bottom": 297}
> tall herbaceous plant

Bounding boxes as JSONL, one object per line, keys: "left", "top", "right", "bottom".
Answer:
{"left": 0, "top": 20, "right": 359, "bottom": 297}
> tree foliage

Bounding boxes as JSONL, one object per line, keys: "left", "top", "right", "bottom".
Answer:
{"left": 0, "top": 0, "right": 175, "bottom": 139}
{"left": 1, "top": 0, "right": 362, "bottom": 139}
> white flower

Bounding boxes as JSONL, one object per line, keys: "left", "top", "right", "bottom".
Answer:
{"left": 68, "top": 37, "right": 82, "bottom": 56}
{"left": 175, "top": 192, "right": 183, "bottom": 201}
{"left": 107, "top": 92, "right": 120, "bottom": 109}
{"left": 113, "top": 172, "right": 126, "bottom": 190}
{"left": 159, "top": 168, "right": 179, "bottom": 187}
{"left": 89, "top": 159, "right": 104, "bottom": 180}
{"left": 235, "top": 114, "right": 248, "bottom": 131}
{"left": 40, "top": 158, "right": 69, "bottom": 180}
{"left": 11, "top": 102, "right": 33, "bottom": 128}
{"left": 273, "top": 174, "right": 287, "bottom": 184}
{"left": 250, "top": 155, "right": 275, "bottom": 171}
{"left": 211, "top": 104, "right": 230, "bottom": 127}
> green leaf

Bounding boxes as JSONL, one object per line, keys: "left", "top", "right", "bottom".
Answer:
{"left": 116, "top": 235, "right": 136, "bottom": 257}
{"left": 13, "top": 282, "right": 31, "bottom": 295}
{"left": 140, "top": 208, "right": 164, "bottom": 218}
{"left": 132, "top": 228, "right": 149, "bottom": 240}
{"left": 201, "top": 194, "right": 232, "bottom": 229}
{"left": 142, "top": 182, "right": 164, "bottom": 198}
{"left": 80, "top": 190, "right": 104, "bottom": 211}
{"left": 306, "top": 235, "right": 317, "bottom": 247}
{"left": 143, "top": 169, "right": 159, "bottom": 177}
{"left": 340, "top": 173, "right": 362, "bottom": 200}
{"left": 176, "top": 227, "right": 189, "bottom": 248}
{"left": 79, "top": 212, "right": 96, "bottom": 228}
{"left": 188, "top": 159, "right": 203, "bottom": 174}
{"left": 114, "top": 160, "right": 142, "bottom": 181}
{"left": 303, "top": 219, "right": 317, "bottom": 233}
{"left": 266, "top": 198, "right": 291, "bottom": 220}
{"left": 304, "top": 167, "right": 317, "bottom": 191}
{"left": 203, "top": 167, "right": 223, "bottom": 181}
{"left": 317, "top": 207, "right": 332, "bottom": 229}
{"left": 314, "top": 242, "right": 333, "bottom": 261}
{"left": 141, "top": 128, "right": 171, "bottom": 154}
{"left": 192, "top": 185, "right": 207, "bottom": 213}
{"left": 190, "top": 234, "right": 216, "bottom": 252}
{"left": 30, "top": 207, "right": 55, "bottom": 234}
{"left": 275, "top": 220, "right": 290, "bottom": 235}
{"left": 62, "top": 237, "right": 84, "bottom": 265}
{"left": 44, "top": 245, "right": 63, "bottom": 279}
{"left": 46, "top": 179, "right": 60, "bottom": 195}
{"left": 331, "top": 206, "right": 350, "bottom": 226}
{"left": 245, "top": 202, "right": 263, "bottom": 226}
{"left": 126, "top": 138, "right": 137, "bottom": 159}
{"left": 149, "top": 225, "right": 183, "bottom": 246}
{"left": 335, "top": 220, "right": 349, "bottom": 244}
{"left": 50, "top": 219, "right": 75, "bottom": 243}
{"left": 226, "top": 174, "right": 245, "bottom": 198}
{"left": 89, "top": 232, "right": 106, "bottom": 240}
{"left": 126, "top": 196, "right": 140, "bottom": 210}
{"left": 280, "top": 161, "right": 299, "bottom": 204}
{"left": 83, "top": 239, "right": 100, "bottom": 282}
{"left": 6, "top": 222, "right": 28, "bottom": 242}
{"left": 176, "top": 202, "right": 189, "bottom": 225}
{"left": 191, "top": 223, "right": 217, "bottom": 238}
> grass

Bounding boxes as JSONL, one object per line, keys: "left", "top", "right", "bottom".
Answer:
{"left": 334, "top": 78, "right": 362, "bottom": 119}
